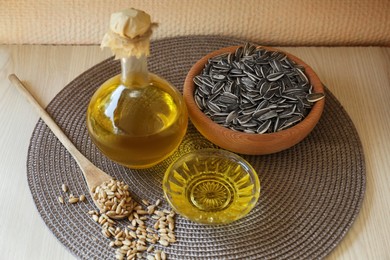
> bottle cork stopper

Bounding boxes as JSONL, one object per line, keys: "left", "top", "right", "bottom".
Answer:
{"left": 101, "top": 8, "right": 157, "bottom": 59}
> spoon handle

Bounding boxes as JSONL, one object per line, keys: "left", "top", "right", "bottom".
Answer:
{"left": 8, "top": 74, "right": 91, "bottom": 172}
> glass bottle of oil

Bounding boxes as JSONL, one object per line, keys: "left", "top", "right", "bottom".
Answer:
{"left": 86, "top": 8, "right": 188, "bottom": 169}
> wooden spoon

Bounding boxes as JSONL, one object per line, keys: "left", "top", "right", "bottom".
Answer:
{"left": 8, "top": 74, "right": 130, "bottom": 219}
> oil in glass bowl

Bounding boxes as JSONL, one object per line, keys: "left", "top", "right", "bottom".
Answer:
{"left": 163, "top": 149, "right": 260, "bottom": 224}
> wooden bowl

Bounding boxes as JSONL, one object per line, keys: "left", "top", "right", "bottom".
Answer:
{"left": 183, "top": 45, "right": 325, "bottom": 155}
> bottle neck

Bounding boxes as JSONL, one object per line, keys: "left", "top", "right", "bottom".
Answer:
{"left": 120, "top": 55, "right": 149, "bottom": 87}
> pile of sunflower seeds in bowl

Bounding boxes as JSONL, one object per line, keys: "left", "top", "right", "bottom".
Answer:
{"left": 193, "top": 43, "right": 324, "bottom": 134}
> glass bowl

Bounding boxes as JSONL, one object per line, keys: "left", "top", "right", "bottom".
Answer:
{"left": 163, "top": 149, "right": 260, "bottom": 224}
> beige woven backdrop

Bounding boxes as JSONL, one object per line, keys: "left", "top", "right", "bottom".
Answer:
{"left": 1, "top": 0, "right": 389, "bottom": 46}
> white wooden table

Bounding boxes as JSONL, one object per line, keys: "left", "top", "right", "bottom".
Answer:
{"left": 0, "top": 45, "right": 389, "bottom": 259}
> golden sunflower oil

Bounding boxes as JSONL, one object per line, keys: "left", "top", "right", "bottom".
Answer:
{"left": 87, "top": 73, "right": 187, "bottom": 169}
{"left": 163, "top": 149, "right": 260, "bottom": 224}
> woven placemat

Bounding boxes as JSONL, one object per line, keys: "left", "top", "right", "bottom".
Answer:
{"left": 27, "top": 36, "right": 365, "bottom": 259}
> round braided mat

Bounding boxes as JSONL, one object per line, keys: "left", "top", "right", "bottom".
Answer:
{"left": 27, "top": 36, "right": 365, "bottom": 259}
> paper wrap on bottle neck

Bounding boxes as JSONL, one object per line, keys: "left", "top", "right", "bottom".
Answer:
{"left": 101, "top": 8, "right": 157, "bottom": 59}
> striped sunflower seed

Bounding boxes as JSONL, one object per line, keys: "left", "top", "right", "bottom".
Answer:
{"left": 306, "top": 92, "right": 325, "bottom": 102}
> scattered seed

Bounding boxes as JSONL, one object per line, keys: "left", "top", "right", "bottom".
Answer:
{"left": 147, "top": 245, "right": 154, "bottom": 252}
{"left": 79, "top": 195, "right": 86, "bottom": 202}
{"left": 102, "top": 228, "right": 111, "bottom": 238}
{"left": 69, "top": 197, "right": 79, "bottom": 204}
{"left": 161, "top": 251, "right": 167, "bottom": 260}
{"left": 158, "top": 239, "right": 169, "bottom": 246}
{"left": 142, "top": 199, "right": 150, "bottom": 206}
{"left": 92, "top": 215, "right": 99, "bottom": 222}
{"left": 168, "top": 222, "right": 174, "bottom": 231}
{"left": 137, "top": 245, "right": 147, "bottom": 252}
{"left": 137, "top": 209, "right": 148, "bottom": 215}
{"left": 147, "top": 205, "right": 156, "bottom": 215}
{"left": 114, "top": 240, "right": 123, "bottom": 246}
{"left": 62, "top": 184, "right": 68, "bottom": 193}
{"left": 136, "top": 219, "right": 144, "bottom": 226}
{"left": 58, "top": 196, "right": 64, "bottom": 204}
{"left": 129, "top": 231, "right": 137, "bottom": 239}
{"left": 154, "top": 211, "right": 164, "bottom": 217}
{"left": 155, "top": 251, "right": 162, "bottom": 260}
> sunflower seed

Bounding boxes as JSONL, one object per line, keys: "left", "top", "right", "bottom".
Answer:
{"left": 282, "top": 94, "right": 299, "bottom": 101}
{"left": 193, "top": 76, "right": 203, "bottom": 86}
{"left": 242, "top": 107, "right": 257, "bottom": 115}
{"left": 271, "top": 59, "right": 283, "bottom": 72}
{"left": 295, "top": 67, "right": 309, "bottom": 84}
{"left": 230, "top": 68, "right": 244, "bottom": 75}
{"left": 258, "top": 110, "right": 278, "bottom": 121}
{"left": 273, "top": 116, "right": 280, "bottom": 132}
{"left": 212, "top": 74, "right": 226, "bottom": 81}
{"left": 306, "top": 92, "right": 325, "bottom": 102}
{"left": 263, "top": 88, "right": 276, "bottom": 100}
{"left": 284, "top": 115, "right": 302, "bottom": 127}
{"left": 267, "top": 72, "right": 284, "bottom": 81}
{"left": 256, "top": 99, "right": 269, "bottom": 110}
{"left": 194, "top": 95, "right": 204, "bottom": 110}
{"left": 208, "top": 102, "right": 222, "bottom": 113}
{"left": 219, "top": 95, "right": 237, "bottom": 104}
{"left": 213, "top": 63, "right": 231, "bottom": 70}
{"left": 259, "top": 81, "right": 270, "bottom": 96}
{"left": 279, "top": 106, "right": 296, "bottom": 119}
{"left": 253, "top": 107, "right": 271, "bottom": 118}
{"left": 226, "top": 110, "right": 238, "bottom": 123}
{"left": 257, "top": 120, "right": 272, "bottom": 134}
{"left": 235, "top": 47, "right": 243, "bottom": 61}
{"left": 212, "top": 81, "right": 225, "bottom": 94}
{"left": 241, "top": 77, "right": 256, "bottom": 88}
{"left": 198, "top": 85, "right": 211, "bottom": 96}
{"left": 237, "top": 114, "right": 252, "bottom": 124}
